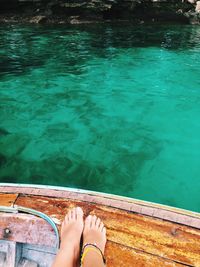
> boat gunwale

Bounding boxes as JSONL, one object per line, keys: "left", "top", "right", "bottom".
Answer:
{"left": 0, "top": 183, "right": 200, "bottom": 229}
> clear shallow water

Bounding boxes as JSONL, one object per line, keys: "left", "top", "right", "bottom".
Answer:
{"left": 0, "top": 24, "right": 200, "bottom": 212}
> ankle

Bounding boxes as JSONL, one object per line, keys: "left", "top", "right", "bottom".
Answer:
{"left": 58, "top": 246, "right": 78, "bottom": 266}
{"left": 81, "top": 244, "right": 106, "bottom": 267}
{"left": 81, "top": 252, "right": 105, "bottom": 267}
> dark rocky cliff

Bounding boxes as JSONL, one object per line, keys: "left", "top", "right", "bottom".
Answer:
{"left": 0, "top": 0, "right": 200, "bottom": 24}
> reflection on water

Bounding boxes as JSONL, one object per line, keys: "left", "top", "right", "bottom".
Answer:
{"left": 0, "top": 24, "right": 200, "bottom": 212}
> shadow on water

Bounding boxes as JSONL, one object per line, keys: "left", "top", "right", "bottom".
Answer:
{"left": 0, "top": 153, "right": 7, "bottom": 167}
{"left": 0, "top": 122, "right": 162, "bottom": 196}
{"left": 0, "top": 127, "right": 10, "bottom": 137}
{"left": 0, "top": 24, "right": 200, "bottom": 78}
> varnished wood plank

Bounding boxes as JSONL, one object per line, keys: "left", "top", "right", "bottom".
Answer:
{"left": 0, "top": 213, "right": 57, "bottom": 247}
{"left": 0, "top": 193, "right": 18, "bottom": 207}
{"left": 16, "top": 195, "right": 200, "bottom": 266}
{"left": 106, "top": 242, "right": 185, "bottom": 267}
{"left": 1, "top": 185, "right": 199, "bottom": 228}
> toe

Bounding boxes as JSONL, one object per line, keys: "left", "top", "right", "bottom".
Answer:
{"left": 85, "top": 215, "right": 92, "bottom": 229}
{"left": 68, "top": 209, "right": 73, "bottom": 220}
{"left": 71, "top": 208, "right": 76, "bottom": 220}
{"left": 76, "top": 207, "right": 83, "bottom": 220}
{"left": 95, "top": 217, "right": 101, "bottom": 229}
{"left": 65, "top": 211, "right": 71, "bottom": 222}
{"left": 100, "top": 222, "right": 104, "bottom": 231}
{"left": 63, "top": 213, "right": 68, "bottom": 224}
{"left": 61, "top": 220, "right": 64, "bottom": 227}
{"left": 102, "top": 227, "right": 106, "bottom": 235}
{"left": 91, "top": 215, "right": 97, "bottom": 228}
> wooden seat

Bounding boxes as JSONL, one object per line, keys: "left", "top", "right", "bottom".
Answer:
{"left": 0, "top": 252, "right": 6, "bottom": 267}
{"left": 18, "top": 258, "right": 38, "bottom": 267}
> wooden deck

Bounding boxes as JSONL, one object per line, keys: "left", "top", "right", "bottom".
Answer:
{"left": 0, "top": 184, "right": 200, "bottom": 267}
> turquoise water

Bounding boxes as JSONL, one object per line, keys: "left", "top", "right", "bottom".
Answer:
{"left": 0, "top": 24, "right": 200, "bottom": 212}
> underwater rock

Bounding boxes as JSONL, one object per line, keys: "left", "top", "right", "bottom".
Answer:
{"left": 0, "top": 128, "right": 10, "bottom": 137}
{"left": 0, "top": 154, "right": 7, "bottom": 167}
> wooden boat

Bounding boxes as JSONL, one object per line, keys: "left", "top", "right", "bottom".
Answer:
{"left": 0, "top": 183, "right": 200, "bottom": 267}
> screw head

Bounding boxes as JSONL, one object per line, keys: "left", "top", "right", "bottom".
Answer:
{"left": 3, "top": 228, "right": 11, "bottom": 238}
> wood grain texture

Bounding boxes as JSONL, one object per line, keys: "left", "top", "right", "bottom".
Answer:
{"left": 0, "top": 193, "right": 18, "bottom": 207}
{"left": 15, "top": 195, "right": 200, "bottom": 267}
{"left": 106, "top": 242, "right": 184, "bottom": 267}
{"left": 1, "top": 185, "right": 199, "bottom": 228}
{"left": 22, "top": 245, "right": 56, "bottom": 267}
{"left": 0, "top": 213, "right": 57, "bottom": 247}
{"left": 0, "top": 240, "right": 17, "bottom": 267}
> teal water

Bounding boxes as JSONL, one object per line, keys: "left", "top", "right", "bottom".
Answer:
{"left": 0, "top": 24, "right": 200, "bottom": 212}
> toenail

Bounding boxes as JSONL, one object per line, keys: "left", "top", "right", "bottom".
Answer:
{"left": 77, "top": 207, "right": 83, "bottom": 212}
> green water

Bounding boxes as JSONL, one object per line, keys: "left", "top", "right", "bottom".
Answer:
{"left": 0, "top": 24, "right": 200, "bottom": 212}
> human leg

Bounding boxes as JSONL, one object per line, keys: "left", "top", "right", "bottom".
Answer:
{"left": 52, "top": 207, "right": 84, "bottom": 267}
{"left": 81, "top": 215, "right": 107, "bottom": 267}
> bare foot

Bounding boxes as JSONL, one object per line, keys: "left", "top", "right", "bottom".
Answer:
{"left": 52, "top": 207, "right": 84, "bottom": 267}
{"left": 82, "top": 215, "right": 106, "bottom": 266}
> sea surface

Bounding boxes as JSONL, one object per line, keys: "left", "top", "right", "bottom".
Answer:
{"left": 0, "top": 24, "right": 200, "bottom": 212}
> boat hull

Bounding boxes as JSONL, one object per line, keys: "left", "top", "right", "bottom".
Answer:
{"left": 0, "top": 183, "right": 200, "bottom": 267}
